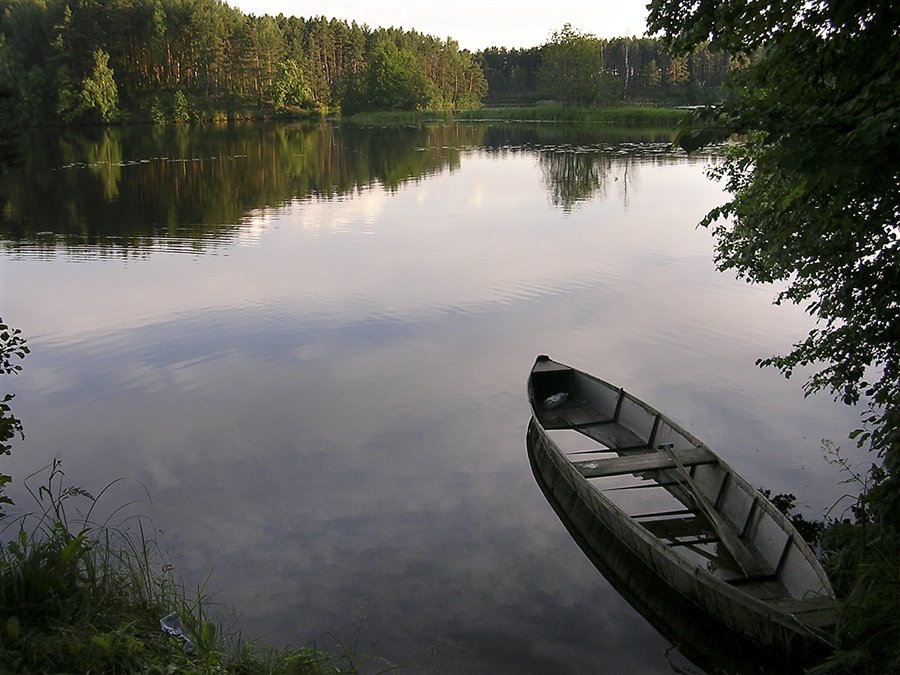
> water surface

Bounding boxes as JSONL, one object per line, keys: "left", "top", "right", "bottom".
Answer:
{"left": 0, "top": 123, "right": 862, "bottom": 672}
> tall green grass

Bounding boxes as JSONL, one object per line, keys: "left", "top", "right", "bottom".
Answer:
{"left": 811, "top": 522, "right": 900, "bottom": 674}
{"left": 455, "top": 105, "right": 687, "bottom": 126}
{"left": 0, "top": 461, "right": 357, "bottom": 673}
{"left": 806, "top": 445, "right": 900, "bottom": 673}
{"left": 342, "top": 105, "right": 686, "bottom": 127}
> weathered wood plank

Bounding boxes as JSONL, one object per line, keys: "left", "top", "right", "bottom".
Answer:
{"left": 578, "top": 421, "right": 645, "bottom": 449}
{"left": 769, "top": 597, "right": 837, "bottom": 628}
{"left": 661, "top": 445, "right": 771, "bottom": 578}
{"left": 573, "top": 447, "right": 716, "bottom": 479}
{"left": 539, "top": 404, "right": 613, "bottom": 429}
{"left": 769, "top": 596, "right": 835, "bottom": 613}
{"left": 639, "top": 515, "right": 716, "bottom": 541}
{"left": 721, "top": 578, "right": 788, "bottom": 602}
{"left": 529, "top": 357, "right": 838, "bottom": 656}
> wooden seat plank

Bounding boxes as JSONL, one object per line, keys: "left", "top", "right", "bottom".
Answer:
{"left": 578, "top": 421, "right": 645, "bottom": 449}
{"left": 574, "top": 447, "right": 716, "bottom": 479}
{"left": 539, "top": 404, "right": 612, "bottom": 430}
{"left": 639, "top": 515, "right": 716, "bottom": 540}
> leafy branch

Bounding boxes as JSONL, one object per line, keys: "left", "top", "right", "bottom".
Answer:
{"left": 1, "top": 319, "right": 30, "bottom": 516}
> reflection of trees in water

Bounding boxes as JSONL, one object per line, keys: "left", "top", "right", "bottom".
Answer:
{"left": 540, "top": 149, "right": 614, "bottom": 212}
{"left": 0, "top": 123, "right": 486, "bottom": 253}
{"left": 82, "top": 129, "right": 124, "bottom": 202}
{"left": 476, "top": 123, "right": 693, "bottom": 213}
{"left": 538, "top": 145, "right": 722, "bottom": 213}
{"left": 0, "top": 122, "right": 712, "bottom": 254}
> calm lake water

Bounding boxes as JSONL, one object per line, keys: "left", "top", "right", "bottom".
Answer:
{"left": 0, "top": 122, "right": 864, "bottom": 673}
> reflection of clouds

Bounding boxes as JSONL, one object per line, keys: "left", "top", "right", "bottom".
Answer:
{"left": 3, "top": 149, "right": 866, "bottom": 673}
{"left": 293, "top": 188, "right": 386, "bottom": 234}
{"left": 466, "top": 182, "right": 485, "bottom": 209}
{"left": 6, "top": 154, "right": 704, "bottom": 348}
{"left": 13, "top": 340, "right": 679, "bottom": 672}
{"left": 237, "top": 209, "right": 272, "bottom": 247}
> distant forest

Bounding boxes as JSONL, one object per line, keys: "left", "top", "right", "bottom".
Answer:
{"left": 479, "top": 29, "right": 734, "bottom": 106}
{"left": 0, "top": 0, "right": 733, "bottom": 125}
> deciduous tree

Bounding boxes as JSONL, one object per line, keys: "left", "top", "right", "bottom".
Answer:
{"left": 271, "top": 58, "right": 314, "bottom": 111}
{"left": 648, "top": 0, "right": 900, "bottom": 518}
{"left": 80, "top": 48, "right": 118, "bottom": 122}
{"left": 364, "top": 42, "right": 434, "bottom": 111}
{"left": 537, "top": 24, "right": 609, "bottom": 105}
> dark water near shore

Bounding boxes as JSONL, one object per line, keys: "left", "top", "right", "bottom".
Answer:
{"left": 0, "top": 122, "right": 862, "bottom": 672}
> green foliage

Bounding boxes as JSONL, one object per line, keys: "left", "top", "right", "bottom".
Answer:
{"left": 362, "top": 42, "right": 435, "bottom": 112}
{"left": 0, "top": 321, "right": 27, "bottom": 379}
{"left": 149, "top": 96, "right": 167, "bottom": 125}
{"left": 173, "top": 90, "right": 191, "bottom": 124}
{"left": 648, "top": 4, "right": 900, "bottom": 668}
{"left": 0, "top": 320, "right": 28, "bottom": 516}
{"left": 271, "top": 59, "right": 314, "bottom": 112}
{"left": 814, "top": 523, "right": 900, "bottom": 674}
{"left": 537, "top": 24, "right": 611, "bottom": 106}
{"left": 479, "top": 37, "right": 730, "bottom": 106}
{"left": 79, "top": 49, "right": 119, "bottom": 123}
{"left": 0, "top": 462, "right": 174, "bottom": 672}
{"left": 0, "top": 87, "right": 20, "bottom": 168}
{"left": 644, "top": 59, "right": 662, "bottom": 87}
{"left": 757, "top": 445, "right": 900, "bottom": 673}
{"left": 648, "top": 0, "right": 900, "bottom": 525}
{"left": 0, "top": 0, "right": 488, "bottom": 122}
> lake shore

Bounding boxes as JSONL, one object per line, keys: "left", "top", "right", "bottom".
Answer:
{"left": 343, "top": 105, "right": 687, "bottom": 127}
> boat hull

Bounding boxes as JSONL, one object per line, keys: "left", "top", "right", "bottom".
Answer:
{"left": 526, "top": 357, "right": 836, "bottom": 667}
{"left": 528, "top": 420, "right": 802, "bottom": 672}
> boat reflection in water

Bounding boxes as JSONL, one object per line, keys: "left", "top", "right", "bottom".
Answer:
{"left": 526, "top": 356, "right": 836, "bottom": 673}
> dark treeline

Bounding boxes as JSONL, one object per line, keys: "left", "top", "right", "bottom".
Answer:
{"left": 0, "top": 0, "right": 488, "bottom": 124}
{"left": 0, "top": 2, "right": 730, "bottom": 127}
{"left": 478, "top": 26, "right": 734, "bottom": 106}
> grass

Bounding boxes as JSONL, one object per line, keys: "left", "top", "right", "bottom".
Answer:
{"left": 0, "top": 460, "right": 360, "bottom": 674}
{"left": 342, "top": 105, "right": 687, "bottom": 127}
{"left": 806, "top": 446, "right": 900, "bottom": 673}
{"left": 455, "top": 105, "right": 687, "bottom": 126}
{"left": 811, "top": 522, "right": 900, "bottom": 673}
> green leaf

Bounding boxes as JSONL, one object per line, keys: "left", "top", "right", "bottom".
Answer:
{"left": 60, "top": 531, "right": 86, "bottom": 563}
{"left": 5, "top": 616, "right": 20, "bottom": 641}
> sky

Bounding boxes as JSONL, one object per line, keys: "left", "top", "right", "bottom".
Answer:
{"left": 225, "top": 0, "right": 652, "bottom": 51}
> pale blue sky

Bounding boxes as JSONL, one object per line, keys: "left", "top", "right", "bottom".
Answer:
{"left": 225, "top": 0, "right": 651, "bottom": 51}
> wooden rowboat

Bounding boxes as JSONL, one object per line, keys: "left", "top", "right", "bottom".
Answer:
{"left": 527, "top": 355, "right": 837, "bottom": 666}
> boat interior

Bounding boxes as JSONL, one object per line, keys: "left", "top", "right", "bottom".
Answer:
{"left": 529, "top": 358, "right": 835, "bottom": 629}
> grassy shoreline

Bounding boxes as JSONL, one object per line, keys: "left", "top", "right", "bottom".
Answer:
{"left": 343, "top": 105, "right": 687, "bottom": 127}
{"left": 11, "top": 103, "right": 688, "bottom": 129}
{"left": 0, "top": 462, "right": 358, "bottom": 674}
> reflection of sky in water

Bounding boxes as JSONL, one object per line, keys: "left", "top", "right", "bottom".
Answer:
{"left": 2, "top": 149, "right": 863, "bottom": 672}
